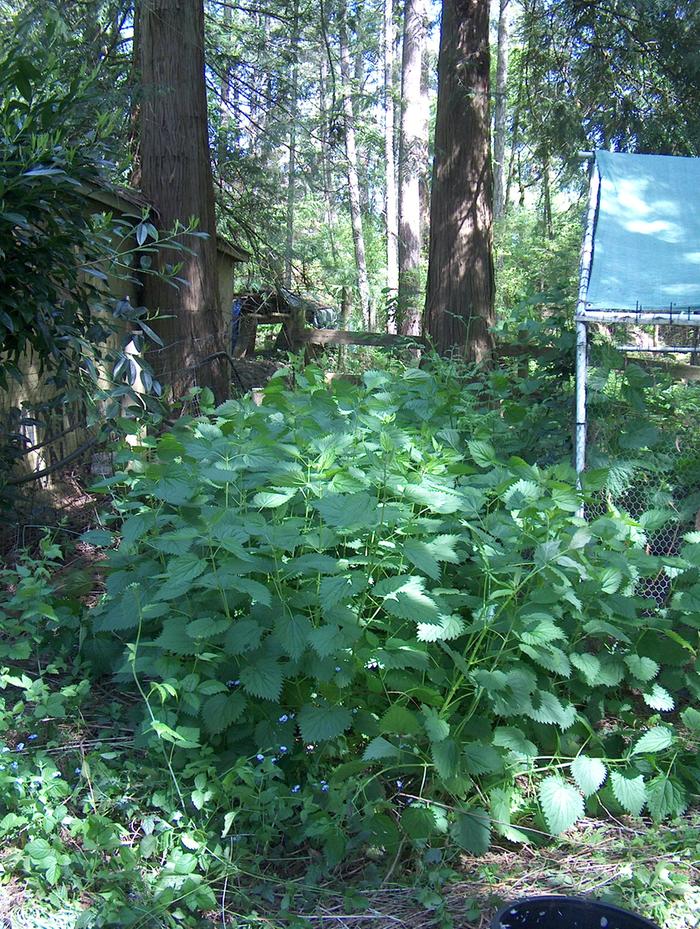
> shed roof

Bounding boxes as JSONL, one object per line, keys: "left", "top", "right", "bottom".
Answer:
{"left": 85, "top": 182, "right": 249, "bottom": 262}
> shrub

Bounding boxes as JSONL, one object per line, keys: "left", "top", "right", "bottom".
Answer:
{"left": 85, "top": 366, "right": 700, "bottom": 865}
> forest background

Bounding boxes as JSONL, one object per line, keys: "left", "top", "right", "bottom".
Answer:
{"left": 2, "top": 2, "right": 700, "bottom": 929}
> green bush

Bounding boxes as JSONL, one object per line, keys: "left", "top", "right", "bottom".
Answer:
{"left": 82, "top": 366, "right": 700, "bottom": 868}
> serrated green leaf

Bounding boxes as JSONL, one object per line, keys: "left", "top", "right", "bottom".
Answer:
{"left": 645, "top": 775, "right": 687, "bottom": 822}
{"left": 451, "top": 808, "right": 491, "bottom": 854}
{"left": 186, "top": 616, "right": 230, "bottom": 639}
{"left": 239, "top": 658, "right": 284, "bottom": 701}
{"left": 274, "top": 613, "right": 310, "bottom": 659}
{"left": 150, "top": 476, "right": 193, "bottom": 505}
{"left": 203, "top": 693, "right": 247, "bottom": 734}
{"left": 319, "top": 573, "right": 367, "bottom": 607}
{"left": 432, "top": 738, "right": 460, "bottom": 779}
{"left": 642, "top": 684, "right": 674, "bottom": 712}
{"left": 401, "top": 805, "right": 436, "bottom": 840}
{"left": 570, "top": 755, "right": 607, "bottom": 796}
{"left": 467, "top": 440, "right": 496, "bottom": 469}
{"left": 624, "top": 654, "right": 659, "bottom": 683}
{"left": 489, "top": 788, "right": 531, "bottom": 843}
{"left": 610, "top": 771, "right": 646, "bottom": 816}
{"left": 298, "top": 703, "right": 352, "bottom": 742}
{"left": 681, "top": 706, "right": 700, "bottom": 731}
{"left": 571, "top": 653, "right": 601, "bottom": 685}
{"left": 198, "top": 680, "right": 228, "bottom": 695}
{"left": 526, "top": 691, "right": 576, "bottom": 729}
{"left": 228, "top": 577, "right": 272, "bottom": 607}
{"left": 403, "top": 540, "right": 441, "bottom": 579}
{"left": 378, "top": 576, "right": 442, "bottom": 623}
{"left": 80, "top": 529, "right": 115, "bottom": 546}
{"left": 538, "top": 776, "right": 584, "bottom": 834}
{"left": 252, "top": 490, "right": 296, "bottom": 508}
{"left": 599, "top": 567, "right": 623, "bottom": 594}
{"left": 314, "top": 492, "right": 378, "bottom": 530}
{"left": 308, "top": 623, "right": 341, "bottom": 658}
{"left": 416, "top": 614, "right": 465, "bottom": 642}
{"left": 362, "top": 736, "right": 399, "bottom": 760}
{"left": 155, "top": 621, "right": 200, "bottom": 655}
{"left": 166, "top": 554, "right": 207, "bottom": 584}
{"left": 463, "top": 743, "right": 503, "bottom": 775}
{"left": 421, "top": 706, "right": 450, "bottom": 743}
{"left": 631, "top": 726, "right": 673, "bottom": 756}
{"left": 25, "top": 838, "right": 52, "bottom": 861}
{"left": 379, "top": 705, "right": 421, "bottom": 735}
{"left": 520, "top": 644, "right": 571, "bottom": 678}
{"left": 493, "top": 726, "right": 538, "bottom": 758}
{"left": 224, "top": 618, "right": 263, "bottom": 655}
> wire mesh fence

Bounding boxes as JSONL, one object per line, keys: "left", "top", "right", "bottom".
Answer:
{"left": 586, "top": 337, "right": 700, "bottom": 604}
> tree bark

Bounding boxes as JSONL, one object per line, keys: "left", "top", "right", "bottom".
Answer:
{"left": 284, "top": 0, "right": 301, "bottom": 288}
{"left": 424, "top": 0, "right": 495, "bottom": 362}
{"left": 139, "top": 0, "right": 228, "bottom": 401}
{"left": 384, "top": 0, "right": 399, "bottom": 331}
{"left": 338, "top": 1, "right": 374, "bottom": 330}
{"left": 398, "top": 0, "right": 427, "bottom": 337}
{"left": 493, "top": 0, "right": 510, "bottom": 220}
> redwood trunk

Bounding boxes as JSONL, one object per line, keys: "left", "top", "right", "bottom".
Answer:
{"left": 338, "top": 1, "right": 374, "bottom": 330}
{"left": 139, "top": 0, "right": 228, "bottom": 401}
{"left": 384, "top": 0, "right": 399, "bottom": 330}
{"left": 424, "top": 0, "right": 494, "bottom": 362}
{"left": 493, "top": 0, "right": 510, "bottom": 220}
{"left": 398, "top": 0, "right": 426, "bottom": 337}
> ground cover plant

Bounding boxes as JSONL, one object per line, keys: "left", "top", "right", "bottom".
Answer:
{"left": 2, "top": 363, "right": 700, "bottom": 928}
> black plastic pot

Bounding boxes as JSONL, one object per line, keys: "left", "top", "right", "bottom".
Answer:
{"left": 491, "top": 896, "right": 661, "bottom": 929}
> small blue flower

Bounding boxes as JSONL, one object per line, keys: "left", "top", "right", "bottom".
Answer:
{"left": 10, "top": 761, "right": 18, "bottom": 770}
{"left": 0, "top": 765, "right": 5, "bottom": 771}
{"left": 335, "top": 667, "right": 341, "bottom": 673}
{"left": 227, "top": 679, "right": 241, "bottom": 688}
{"left": 16, "top": 743, "right": 25, "bottom": 752}
{"left": 28, "top": 734, "right": 38, "bottom": 741}
{"left": 396, "top": 780, "right": 404, "bottom": 789}
{"left": 321, "top": 784, "right": 329, "bottom": 792}
{"left": 255, "top": 753, "right": 264, "bottom": 762}
{"left": 279, "top": 745, "right": 287, "bottom": 753}
{"left": 75, "top": 767, "right": 81, "bottom": 775}
{"left": 278, "top": 714, "right": 289, "bottom": 723}
{"left": 291, "top": 784, "right": 300, "bottom": 793}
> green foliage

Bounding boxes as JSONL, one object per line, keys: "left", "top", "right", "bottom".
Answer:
{"left": 79, "top": 363, "right": 700, "bottom": 878}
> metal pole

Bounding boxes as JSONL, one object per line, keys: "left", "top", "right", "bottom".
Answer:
{"left": 575, "top": 319, "right": 587, "bottom": 488}
{"left": 574, "top": 154, "right": 598, "bottom": 516}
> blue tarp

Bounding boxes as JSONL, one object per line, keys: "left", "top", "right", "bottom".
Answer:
{"left": 585, "top": 151, "right": 700, "bottom": 312}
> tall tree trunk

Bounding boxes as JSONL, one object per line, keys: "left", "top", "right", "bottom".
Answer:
{"left": 398, "top": 0, "right": 427, "bottom": 337}
{"left": 541, "top": 152, "right": 553, "bottom": 239}
{"left": 217, "top": 1, "right": 233, "bottom": 184}
{"left": 318, "top": 53, "right": 339, "bottom": 265}
{"left": 129, "top": 1, "right": 142, "bottom": 187}
{"left": 284, "top": 0, "right": 301, "bottom": 288}
{"left": 424, "top": 0, "right": 494, "bottom": 362}
{"left": 338, "top": 2, "right": 374, "bottom": 330}
{"left": 139, "top": 0, "right": 228, "bottom": 401}
{"left": 492, "top": 0, "right": 510, "bottom": 220}
{"left": 384, "top": 0, "right": 399, "bottom": 332}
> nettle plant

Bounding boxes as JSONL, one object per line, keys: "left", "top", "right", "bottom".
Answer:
{"left": 88, "top": 366, "right": 700, "bottom": 862}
